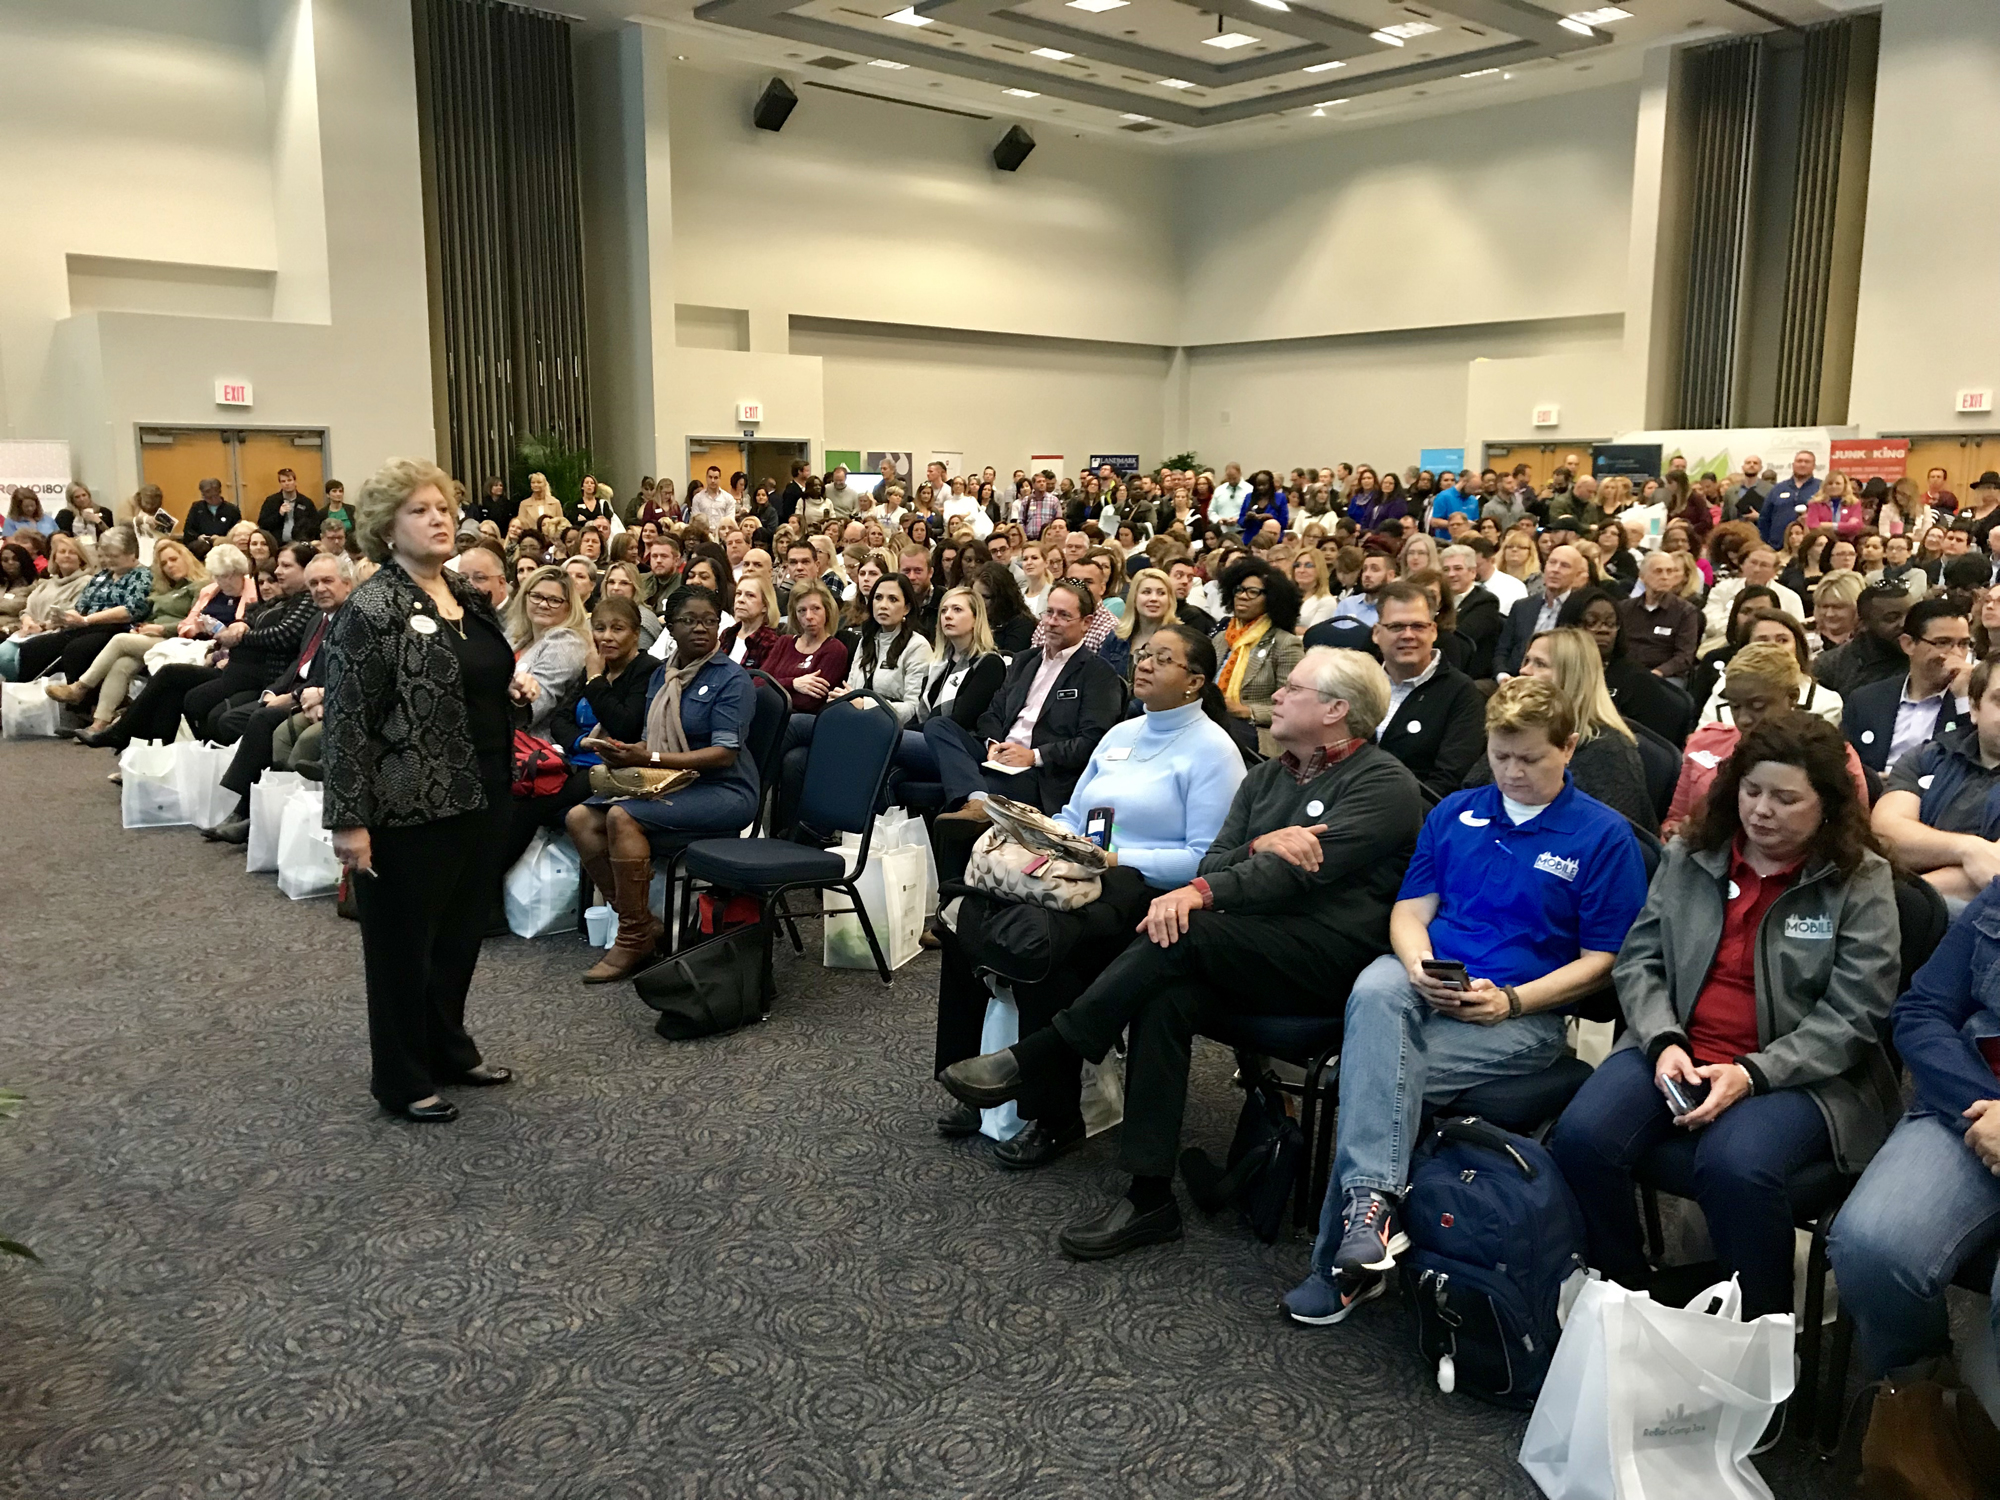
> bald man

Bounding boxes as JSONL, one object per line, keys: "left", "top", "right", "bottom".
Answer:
{"left": 1496, "top": 543, "right": 1587, "bottom": 677}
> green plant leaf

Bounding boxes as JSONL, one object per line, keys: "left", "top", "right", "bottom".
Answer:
{"left": 1161, "top": 452, "right": 1199, "bottom": 472}
{"left": 510, "top": 430, "right": 595, "bottom": 519}
{"left": 0, "top": 1088, "right": 24, "bottom": 1121}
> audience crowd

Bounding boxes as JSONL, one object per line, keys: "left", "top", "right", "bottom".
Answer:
{"left": 6, "top": 450, "right": 1999, "bottom": 1469}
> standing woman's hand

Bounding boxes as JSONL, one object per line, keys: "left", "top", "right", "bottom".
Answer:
{"left": 332, "top": 828, "right": 373, "bottom": 875}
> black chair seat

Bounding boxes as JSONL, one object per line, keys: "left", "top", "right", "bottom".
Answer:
{"left": 1636, "top": 1131, "right": 1851, "bottom": 1222}
{"left": 1439, "top": 1055, "right": 1594, "bottom": 1136}
{"left": 683, "top": 838, "right": 845, "bottom": 889}
{"left": 1194, "top": 1009, "right": 1342, "bottom": 1062}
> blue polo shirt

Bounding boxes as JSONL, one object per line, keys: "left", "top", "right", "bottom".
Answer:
{"left": 1430, "top": 485, "right": 1476, "bottom": 534}
{"left": 1399, "top": 776, "right": 1648, "bottom": 988}
{"left": 1758, "top": 475, "right": 1820, "bottom": 546}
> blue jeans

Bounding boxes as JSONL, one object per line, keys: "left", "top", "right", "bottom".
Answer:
{"left": 1549, "top": 1045, "right": 1831, "bottom": 1319}
{"left": 1829, "top": 1111, "right": 2000, "bottom": 1380}
{"left": 1313, "top": 953, "right": 1566, "bottom": 1274}
{"left": 0, "top": 636, "right": 23, "bottom": 680}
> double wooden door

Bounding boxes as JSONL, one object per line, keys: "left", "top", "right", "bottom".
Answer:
{"left": 136, "top": 427, "right": 328, "bottom": 525}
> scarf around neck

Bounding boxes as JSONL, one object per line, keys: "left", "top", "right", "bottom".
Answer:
{"left": 643, "top": 649, "right": 718, "bottom": 756}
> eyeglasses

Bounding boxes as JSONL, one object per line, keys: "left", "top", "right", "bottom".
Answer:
{"left": 528, "top": 591, "right": 568, "bottom": 607}
{"left": 1130, "top": 648, "right": 1186, "bottom": 669}
{"left": 1919, "top": 635, "right": 1973, "bottom": 651}
{"left": 1234, "top": 585, "right": 1266, "bottom": 599}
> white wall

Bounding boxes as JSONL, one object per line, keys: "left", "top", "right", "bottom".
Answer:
{"left": 1849, "top": 0, "right": 2000, "bottom": 436}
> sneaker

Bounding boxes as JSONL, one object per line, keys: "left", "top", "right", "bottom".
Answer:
{"left": 1333, "top": 1189, "right": 1409, "bottom": 1275}
{"left": 1280, "top": 1267, "right": 1386, "bottom": 1327}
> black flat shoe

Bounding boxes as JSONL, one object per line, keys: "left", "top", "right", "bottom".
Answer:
{"left": 74, "top": 725, "right": 121, "bottom": 749}
{"left": 995, "top": 1118, "right": 1085, "bottom": 1170}
{"left": 448, "top": 1066, "right": 512, "bottom": 1087}
{"left": 385, "top": 1098, "right": 459, "bottom": 1123}
{"left": 1058, "top": 1197, "right": 1183, "bottom": 1261}
{"left": 936, "top": 1101, "right": 981, "bottom": 1138}
{"left": 938, "top": 1050, "right": 1024, "bottom": 1109}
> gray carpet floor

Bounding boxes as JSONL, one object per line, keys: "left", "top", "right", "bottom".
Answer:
{"left": 0, "top": 737, "right": 1854, "bottom": 1498}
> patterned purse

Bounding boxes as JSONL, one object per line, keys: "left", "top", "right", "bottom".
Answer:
{"left": 587, "top": 765, "right": 698, "bottom": 800}
{"left": 963, "top": 826, "right": 1103, "bottom": 911}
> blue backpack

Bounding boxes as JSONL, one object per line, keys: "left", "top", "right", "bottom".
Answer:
{"left": 1401, "top": 1117, "right": 1587, "bottom": 1409}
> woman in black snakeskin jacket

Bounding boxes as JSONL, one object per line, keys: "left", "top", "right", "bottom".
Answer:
{"left": 323, "top": 459, "right": 520, "bottom": 1124}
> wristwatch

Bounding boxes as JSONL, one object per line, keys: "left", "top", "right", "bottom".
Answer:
{"left": 1503, "top": 985, "right": 1523, "bottom": 1019}
{"left": 651, "top": 751, "right": 661, "bottom": 766}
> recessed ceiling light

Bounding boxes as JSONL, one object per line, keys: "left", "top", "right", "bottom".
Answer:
{"left": 1557, "top": 17, "right": 1594, "bottom": 35}
{"left": 1311, "top": 98, "right": 1348, "bottom": 108}
{"left": 1302, "top": 59, "right": 1346, "bottom": 73}
{"left": 1383, "top": 21, "right": 1438, "bottom": 38}
{"left": 868, "top": 58, "right": 909, "bottom": 67}
{"left": 1119, "top": 112, "right": 1152, "bottom": 121}
{"left": 1369, "top": 30, "right": 1404, "bottom": 45}
{"left": 1002, "top": 87, "right": 1040, "bottom": 96}
{"left": 1030, "top": 46, "right": 1074, "bottom": 59}
{"left": 1248, "top": 0, "right": 1290, "bottom": 9}
{"left": 1203, "top": 31, "right": 1257, "bottom": 49}
{"left": 883, "top": 7, "right": 930, "bottom": 26}
{"left": 1568, "top": 5, "right": 1632, "bottom": 22}
{"left": 1158, "top": 77, "right": 1196, "bottom": 88}
{"left": 1459, "top": 67, "right": 1498, "bottom": 77}
{"left": 1065, "top": 0, "right": 1128, "bottom": 11}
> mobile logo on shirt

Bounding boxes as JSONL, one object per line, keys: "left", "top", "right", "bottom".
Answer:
{"left": 1533, "top": 852, "right": 1579, "bottom": 882}
{"left": 1783, "top": 915, "right": 1833, "bottom": 940}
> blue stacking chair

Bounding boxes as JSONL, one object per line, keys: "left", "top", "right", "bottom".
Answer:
{"left": 678, "top": 691, "right": 903, "bottom": 985}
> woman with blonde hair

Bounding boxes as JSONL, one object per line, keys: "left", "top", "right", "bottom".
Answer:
{"left": 1497, "top": 529, "right": 1540, "bottom": 591}
{"left": 516, "top": 471, "right": 565, "bottom": 532}
{"left": 1466, "top": 626, "right": 1653, "bottom": 828}
{"left": 44, "top": 538, "right": 210, "bottom": 730}
{"left": 504, "top": 564, "right": 589, "bottom": 743}
{"left": 598, "top": 559, "right": 663, "bottom": 648}
{"left": 1112, "top": 566, "right": 1178, "bottom": 681}
{"left": 720, "top": 573, "right": 782, "bottom": 669}
{"left": 1397, "top": 533, "right": 1440, "bottom": 579}
{"left": 1289, "top": 548, "right": 1340, "bottom": 631}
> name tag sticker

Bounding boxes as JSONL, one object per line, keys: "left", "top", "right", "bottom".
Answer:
{"left": 1104, "top": 746, "right": 1132, "bottom": 760}
{"left": 409, "top": 615, "right": 438, "bottom": 636}
{"left": 697, "top": 684, "right": 709, "bottom": 695}
{"left": 1654, "top": 625, "right": 1673, "bottom": 635}
{"left": 1306, "top": 799, "right": 1325, "bottom": 817}
{"left": 1056, "top": 688, "right": 1079, "bottom": 699}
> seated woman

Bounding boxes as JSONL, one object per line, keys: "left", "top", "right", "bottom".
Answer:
{"left": 892, "top": 585, "right": 1004, "bottom": 787}
{"left": 1214, "top": 556, "right": 1304, "bottom": 759}
{"left": 564, "top": 586, "right": 760, "bottom": 983}
{"left": 504, "top": 566, "right": 589, "bottom": 745}
{"left": 719, "top": 575, "right": 781, "bottom": 670}
{"left": 1465, "top": 627, "right": 1654, "bottom": 829}
{"left": 1664, "top": 642, "right": 1868, "bottom": 838}
{"left": 1552, "top": 712, "right": 1901, "bottom": 1320}
{"left": 1695, "top": 608, "right": 1843, "bottom": 727}
{"left": 9, "top": 524, "right": 153, "bottom": 683}
{"left": 1559, "top": 584, "right": 1694, "bottom": 746}
{"left": 598, "top": 560, "right": 663, "bottom": 649}
{"left": 0, "top": 543, "right": 39, "bottom": 638}
{"left": 760, "top": 582, "right": 849, "bottom": 715}
{"left": 45, "top": 538, "right": 207, "bottom": 732}
{"left": 932, "top": 623, "right": 1248, "bottom": 1166}
{"left": 561, "top": 555, "right": 600, "bottom": 609}
{"left": 971, "top": 562, "right": 1036, "bottom": 654}
{"left": 1110, "top": 567, "right": 1177, "bottom": 686}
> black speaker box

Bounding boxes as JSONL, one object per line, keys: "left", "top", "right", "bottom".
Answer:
{"left": 753, "top": 77, "right": 798, "bottom": 132}
{"left": 993, "top": 124, "right": 1035, "bottom": 172}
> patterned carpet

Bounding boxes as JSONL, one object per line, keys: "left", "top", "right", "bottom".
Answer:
{"left": 0, "top": 737, "right": 1852, "bottom": 1499}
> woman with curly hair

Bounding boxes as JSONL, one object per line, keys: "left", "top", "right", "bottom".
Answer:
{"left": 1214, "top": 556, "right": 1302, "bottom": 758}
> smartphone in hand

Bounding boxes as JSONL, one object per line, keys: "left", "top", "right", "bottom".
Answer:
{"left": 1663, "top": 1074, "right": 1711, "bottom": 1117}
{"left": 1421, "top": 959, "right": 1470, "bottom": 994}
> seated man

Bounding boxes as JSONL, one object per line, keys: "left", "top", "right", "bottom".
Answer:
{"left": 927, "top": 579, "right": 1123, "bottom": 820}
{"left": 1371, "top": 581, "right": 1485, "bottom": 803}
{"left": 1873, "top": 653, "right": 2000, "bottom": 904}
{"left": 1284, "top": 677, "right": 1648, "bottom": 1324}
{"left": 1829, "top": 882, "right": 2000, "bottom": 1459}
{"left": 940, "top": 647, "right": 1426, "bottom": 1259}
{"left": 1843, "top": 597, "right": 1973, "bottom": 776}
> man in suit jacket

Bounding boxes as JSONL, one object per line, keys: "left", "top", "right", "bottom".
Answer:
{"left": 1495, "top": 544, "right": 1587, "bottom": 677}
{"left": 204, "top": 552, "right": 356, "bottom": 842}
{"left": 1439, "top": 545, "right": 1501, "bottom": 679}
{"left": 1372, "top": 582, "right": 1486, "bottom": 802}
{"left": 1842, "top": 598, "right": 1974, "bottom": 776}
{"left": 257, "top": 469, "right": 322, "bottom": 544}
{"left": 928, "top": 579, "right": 1123, "bottom": 816}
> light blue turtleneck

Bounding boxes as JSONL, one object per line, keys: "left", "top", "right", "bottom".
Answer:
{"left": 1053, "top": 699, "right": 1248, "bottom": 889}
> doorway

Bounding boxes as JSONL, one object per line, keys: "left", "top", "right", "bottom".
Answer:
{"left": 136, "top": 426, "right": 329, "bottom": 526}
{"left": 686, "top": 437, "right": 813, "bottom": 501}
{"left": 1894, "top": 433, "right": 1997, "bottom": 499}
{"left": 1482, "top": 442, "right": 1601, "bottom": 489}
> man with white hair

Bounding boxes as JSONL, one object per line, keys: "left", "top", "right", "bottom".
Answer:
{"left": 1438, "top": 544, "right": 1501, "bottom": 679}
{"left": 942, "top": 646, "right": 1427, "bottom": 1260}
{"left": 1700, "top": 546, "right": 1804, "bottom": 655}
{"left": 1495, "top": 543, "right": 1588, "bottom": 677}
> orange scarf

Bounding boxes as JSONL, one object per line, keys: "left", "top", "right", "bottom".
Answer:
{"left": 1219, "top": 615, "right": 1271, "bottom": 711}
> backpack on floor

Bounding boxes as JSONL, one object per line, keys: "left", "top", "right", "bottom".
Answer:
{"left": 1179, "top": 1069, "right": 1304, "bottom": 1244}
{"left": 1400, "top": 1117, "right": 1586, "bottom": 1409}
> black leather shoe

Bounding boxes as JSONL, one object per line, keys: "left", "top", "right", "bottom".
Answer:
{"left": 386, "top": 1098, "right": 459, "bottom": 1123}
{"left": 74, "top": 725, "right": 122, "bottom": 750}
{"left": 938, "top": 1050, "right": 1023, "bottom": 1109}
{"left": 994, "top": 1118, "right": 1085, "bottom": 1170}
{"left": 1058, "top": 1197, "right": 1183, "bottom": 1261}
{"left": 936, "top": 1101, "right": 981, "bottom": 1138}
{"left": 448, "top": 1066, "right": 512, "bottom": 1087}
{"left": 204, "top": 816, "right": 250, "bottom": 845}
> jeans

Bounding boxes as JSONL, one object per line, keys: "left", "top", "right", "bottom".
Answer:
{"left": 1549, "top": 1045, "right": 1831, "bottom": 1319}
{"left": 0, "top": 636, "right": 22, "bottom": 680}
{"left": 1314, "top": 953, "right": 1566, "bottom": 1275}
{"left": 1829, "top": 1111, "right": 2000, "bottom": 1381}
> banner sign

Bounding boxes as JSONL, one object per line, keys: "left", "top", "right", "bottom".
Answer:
{"left": 1419, "top": 448, "right": 1466, "bottom": 475}
{"left": 1828, "top": 438, "right": 1909, "bottom": 482}
{"left": 1088, "top": 454, "right": 1142, "bottom": 475}
{"left": 0, "top": 440, "right": 72, "bottom": 513}
{"left": 1610, "top": 427, "right": 1837, "bottom": 481}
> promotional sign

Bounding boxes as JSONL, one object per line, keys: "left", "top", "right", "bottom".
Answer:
{"left": 1610, "top": 427, "right": 1837, "bottom": 481}
{"left": 863, "top": 451, "right": 912, "bottom": 485}
{"left": 1030, "top": 454, "right": 1066, "bottom": 482}
{"left": 1088, "top": 453, "right": 1142, "bottom": 475}
{"left": 1828, "top": 438, "right": 1909, "bottom": 483}
{"left": 1419, "top": 447, "right": 1466, "bottom": 475}
{"left": 925, "top": 451, "right": 965, "bottom": 483}
{"left": 1591, "top": 444, "right": 1664, "bottom": 480}
{"left": 0, "top": 439, "right": 72, "bottom": 512}
{"left": 823, "top": 449, "right": 862, "bottom": 474}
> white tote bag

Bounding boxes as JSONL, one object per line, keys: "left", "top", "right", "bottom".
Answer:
{"left": 976, "top": 986, "right": 1027, "bottom": 1142}
{"left": 173, "top": 740, "right": 238, "bottom": 831}
{"left": 873, "top": 808, "right": 940, "bottom": 917}
{"left": 119, "top": 739, "right": 188, "bottom": 828}
{"left": 503, "top": 829, "right": 582, "bottom": 939}
{"left": 823, "top": 840, "right": 925, "bottom": 971}
{"left": 143, "top": 637, "right": 213, "bottom": 675}
{"left": 1520, "top": 1275, "right": 1794, "bottom": 1500}
{"left": 246, "top": 770, "right": 305, "bottom": 873}
{"left": 1, "top": 678, "right": 63, "bottom": 740}
{"left": 276, "top": 786, "right": 341, "bottom": 900}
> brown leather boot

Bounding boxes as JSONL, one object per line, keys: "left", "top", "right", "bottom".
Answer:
{"left": 582, "top": 856, "right": 663, "bottom": 983}
{"left": 580, "top": 850, "right": 615, "bottom": 907}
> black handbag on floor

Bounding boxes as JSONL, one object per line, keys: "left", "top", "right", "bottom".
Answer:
{"left": 633, "top": 923, "right": 769, "bottom": 1040}
{"left": 1180, "top": 1071, "right": 1304, "bottom": 1244}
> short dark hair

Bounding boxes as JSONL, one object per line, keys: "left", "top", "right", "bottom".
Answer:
{"left": 1943, "top": 553, "right": 1990, "bottom": 593}
{"left": 1048, "top": 577, "right": 1097, "bottom": 617}
{"left": 283, "top": 541, "right": 317, "bottom": 569}
{"left": 1375, "top": 580, "right": 1435, "bottom": 618}
{"left": 276, "top": 467, "right": 296, "bottom": 480}
{"left": 324, "top": 479, "right": 344, "bottom": 493}
{"left": 667, "top": 584, "right": 723, "bottom": 624}
{"left": 1857, "top": 583, "right": 1907, "bottom": 618}
{"left": 1969, "top": 654, "right": 2000, "bottom": 705}
{"left": 1903, "top": 597, "right": 1968, "bottom": 643}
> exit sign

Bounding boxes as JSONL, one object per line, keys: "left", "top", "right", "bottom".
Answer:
{"left": 735, "top": 401, "right": 763, "bottom": 423}
{"left": 215, "top": 380, "right": 252, "bottom": 407}
{"left": 1532, "top": 403, "right": 1560, "bottom": 428}
{"left": 1958, "top": 388, "right": 1994, "bottom": 415}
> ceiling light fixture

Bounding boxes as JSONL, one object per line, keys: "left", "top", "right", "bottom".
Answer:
{"left": 1567, "top": 5, "right": 1632, "bottom": 22}
{"left": 1459, "top": 67, "right": 1498, "bottom": 77}
{"left": 1372, "top": 20, "right": 1438, "bottom": 44}
{"left": 1204, "top": 31, "right": 1257, "bottom": 49}
{"left": 1002, "top": 87, "right": 1040, "bottom": 96}
{"left": 1158, "top": 77, "right": 1196, "bottom": 88}
{"left": 868, "top": 57, "right": 908, "bottom": 67}
{"left": 1064, "top": 0, "right": 1128, "bottom": 11}
{"left": 883, "top": 6, "right": 931, "bottom": 25}
{"left": 1368, "top": 30, "right": 1404, "bottom": 45}
{"left": 1030, "top": 46, "right": 1074, "bottom": 59}
{"left": 1120, "top": 112, "right": 1152, "bottom": 121}
{"left": 1248, "top": 0, "right": 1290, "bottom": 9}
{"left": 1302, "top": 60, "right": 1345, "bottom": 73}
{"left": 1557, "top": 17, "right": 1593, "bottom": 35}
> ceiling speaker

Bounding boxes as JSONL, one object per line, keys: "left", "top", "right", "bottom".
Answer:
{"left": 753, "top": 77, "right": 798, "bottom": 132}
{"left": 992, "top": 124, "right": 1035, "bottom": 172}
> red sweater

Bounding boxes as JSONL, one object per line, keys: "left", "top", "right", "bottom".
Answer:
{"left": 760, "top": 633, "right": 850, "bottom": 713}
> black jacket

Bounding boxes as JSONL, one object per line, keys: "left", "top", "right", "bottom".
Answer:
{"left": 182, "top": 499, "right": 241, "bottom": 541}
{"left": 1450, "top": 585, "right": 1502, "bottom": 679}
{"left": 1815, "top": 633, "right": 1908, "bottom": 698}
{"left": 258, "top": 492, "right": 322, "bottom": 542}
{"left": 973, "top": 646, "right": 1124, "bottom": 814}
{"left": 1496, "top": 591, "right": 1566, "bottom": 677}
{"left": 1375, "top": 662, "right": 1486, "bottom": 804}
{"left": 322, "top": 560, "right": 510, "bottom": 830}
{"left": 230, "top": 591, "right": 320, "bottom": 683}
{"left": 265, "top": 606, "right": 341, "bottom": 697}
{"left": 552, "top": 660, "right": 653, "bottom": 754}
{"left": 1842, "top": 673, "right": 1971, "bottom": 775}
{"left": 1603, "top": 653, "right": 1695, "bottom": 748}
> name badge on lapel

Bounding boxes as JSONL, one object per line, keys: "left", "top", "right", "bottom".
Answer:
{"left": 409, "top": 614, "right": 438, "bottom": 636}
{"left": 1056, "top": 688, "right": 1079, "bottom": 700}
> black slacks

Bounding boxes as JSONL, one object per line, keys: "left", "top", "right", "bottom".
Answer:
{"left": 500, "top": 767, "right": 593, "bottom": 870}
{"left": 221, "top": 703, "right": 298, "bottom": 796}
{"left": 353, "top": 803, "right": 509, "bottom": 1108}
{"left": 1050, "top": 912, "right": 1378, "bottom": 1179}
{"left": 16, "top": 624, "right": 120, "bottom": 682}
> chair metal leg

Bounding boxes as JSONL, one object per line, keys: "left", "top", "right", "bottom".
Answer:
{"left": 771, "top": 890, "right": 803, "bottom": 953}
{"left": 1642, "top": 1184, "right": 1665, "bottom": 1264}
{"left": 1296, "top": 1046, "right": 1339, "bottom": 1231}
{"left": 1795, "top": 1217, "right": 1830, "bottom": 1448}
{"left": 1816, "top": 1310, "right": 1856, "bottom": 1455}
{"left": 843, "top": 878, "right": 893, "bottom": 983}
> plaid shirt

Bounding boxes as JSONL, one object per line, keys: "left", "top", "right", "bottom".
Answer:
{"left": 74, "top": 565, "right": 154, "bottom": 624}
{"left": 1018, "top": 491, "right": 1061, "bottom": 539}
{"left": 1032, "top": 606, "right": 1117, "bottom": 655}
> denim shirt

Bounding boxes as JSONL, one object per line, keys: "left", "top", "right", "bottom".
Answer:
{"left": 1893, "top": 881, "right": 2000, "bottom": 1123}
{"left": 645, "top": 655, "right": 760, "bottom": 806}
